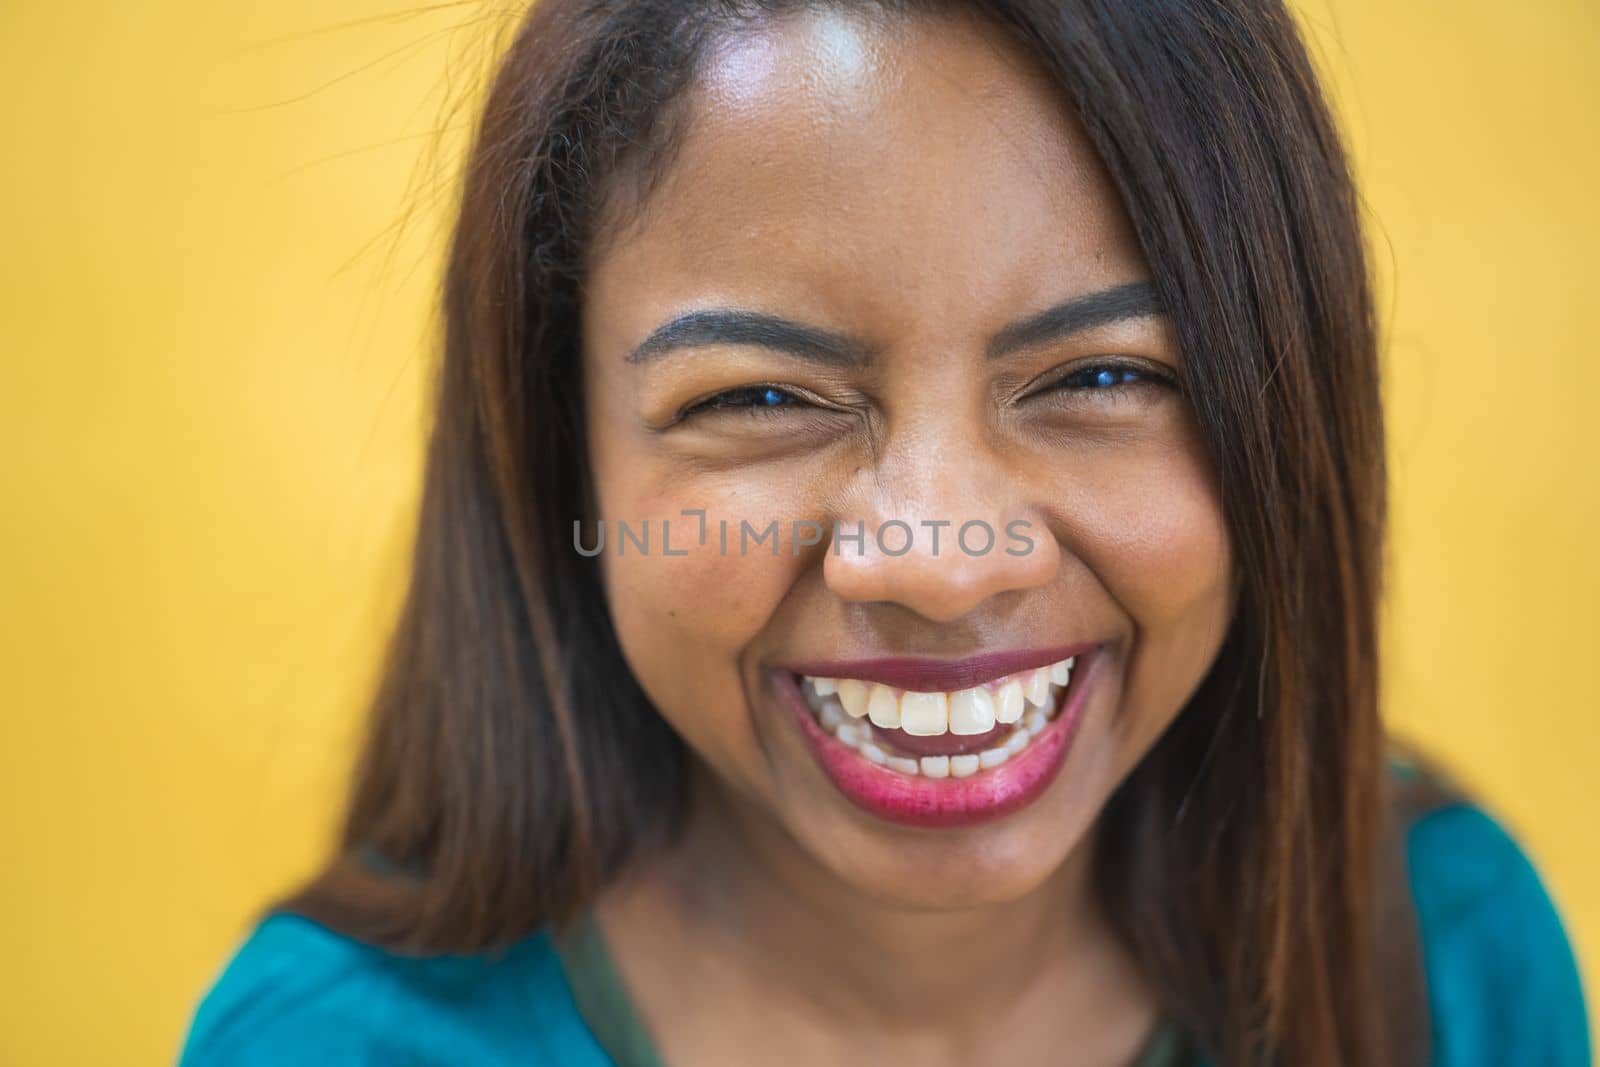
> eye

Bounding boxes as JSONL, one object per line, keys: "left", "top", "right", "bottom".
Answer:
{"left": 1031, "top": 358, "right": 1176, "bottom": 400}
{"left": 1069, "top": 366, "right": 1145, "bottom": 389}
{"left": 681, "top": 384, "right": 807, "bottom": 419}
{"left": 1058, "top": 362, "right": 1165, "bottom": 391}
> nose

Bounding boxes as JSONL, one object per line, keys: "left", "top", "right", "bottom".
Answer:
{"left": 822, "top": 439, "right": 1061, "bottom": 623}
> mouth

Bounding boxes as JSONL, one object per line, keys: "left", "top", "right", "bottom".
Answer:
{"left": 775, "top": 643, "right": 1102, "bottom": 828}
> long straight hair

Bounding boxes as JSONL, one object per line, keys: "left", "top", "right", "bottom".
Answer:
{"left": 285, "top": 2, "right": 1417, "bottom": 1063}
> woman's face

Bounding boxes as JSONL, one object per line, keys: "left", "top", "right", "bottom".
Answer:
{"left": 582, "top": 10, "right": 1234, "bottom": 908}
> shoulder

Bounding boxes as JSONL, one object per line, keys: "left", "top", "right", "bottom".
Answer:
{"left": 178, "top": 912, "right": 610, "bottom": 1067}
{"left": 1402, "top": 794, "right": 1591, "bottom": 1067}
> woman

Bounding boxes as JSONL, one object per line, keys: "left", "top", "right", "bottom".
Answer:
{"left": 181, "top": 1, "right": 1589, "bottom": 1064}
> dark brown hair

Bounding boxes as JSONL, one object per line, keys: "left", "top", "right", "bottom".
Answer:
{"left": 286, "top": 2, "right": 1422, "bottom": 1063}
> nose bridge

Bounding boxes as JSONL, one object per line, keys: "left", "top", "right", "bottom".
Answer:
{"left": 823, "top": 420, "right": 1059, "bottom": 622}
{"left": 875, "top": 420, "right": 995, "bottom": 524}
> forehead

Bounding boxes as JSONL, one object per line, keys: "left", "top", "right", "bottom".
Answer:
{"left": 585, "top": 8, "right": 1146, "bottom": 347}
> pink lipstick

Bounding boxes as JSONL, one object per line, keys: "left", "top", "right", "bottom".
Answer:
{"left": 776, "top": 644, "right": 1102, "bottom": 828}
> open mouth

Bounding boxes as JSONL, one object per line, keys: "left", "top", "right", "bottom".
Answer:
{"left": 799, "top": 655, "right": 1076, "bottom": 778}
{"left": 777, "top": 644, "right": 1100, "bottom": 828}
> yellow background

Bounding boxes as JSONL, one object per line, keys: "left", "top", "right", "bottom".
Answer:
{"left": 2, "top": 2, "right": 1594, "bottom": 1063}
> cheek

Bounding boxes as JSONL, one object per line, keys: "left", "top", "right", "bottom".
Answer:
{"left": 590, "top": 458, "right": 809, "bottom": 781}
{"left": 1066, "top": 429, "right": 1234, "bottom": 744}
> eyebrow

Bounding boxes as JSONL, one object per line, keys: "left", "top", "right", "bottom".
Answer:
{"left": 625, "top": 281, "right": 1162, "bottom": 366}
{"left": 985, "top": 281, "right": 1162, "bottom": 359}
{"left": 627, "top": 310, "right": 872, "bottom": 367}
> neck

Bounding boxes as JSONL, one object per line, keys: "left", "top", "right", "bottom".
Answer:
{"left": 599, "top": 763, "right": 1157, "bottom": 1058}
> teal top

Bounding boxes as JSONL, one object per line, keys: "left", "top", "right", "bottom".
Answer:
{"left": 178, "top": 802, "right": 1591, "bottom": 1066}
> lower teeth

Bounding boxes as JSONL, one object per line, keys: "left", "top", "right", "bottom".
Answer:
{"left": 812, "top": 697, "right": 1058, "bottom": 778}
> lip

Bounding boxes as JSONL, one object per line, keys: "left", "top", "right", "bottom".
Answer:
{"left": 776, "top": 644, "right": 1103, "bottom": 829}
{"left": 781, "top": 642, "right": 1098, "bottom": 692}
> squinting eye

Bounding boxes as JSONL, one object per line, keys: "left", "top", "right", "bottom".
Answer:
{"left": 683, "top": 384, "right": 805, "bottom": 418}
{"left": 1063, "top": 365, "right": 1151, "bottom": 390}
{"left": 1033, "top": 359, "right": 1178, "bottom": 401}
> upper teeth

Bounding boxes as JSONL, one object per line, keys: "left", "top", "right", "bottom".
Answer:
{"left": 803, "top": 657, "right": 1074, "bottom": 738}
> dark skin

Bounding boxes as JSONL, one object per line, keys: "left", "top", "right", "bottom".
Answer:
{"left": 579, "top": 10, "right": 1235, "bottom": 1065}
